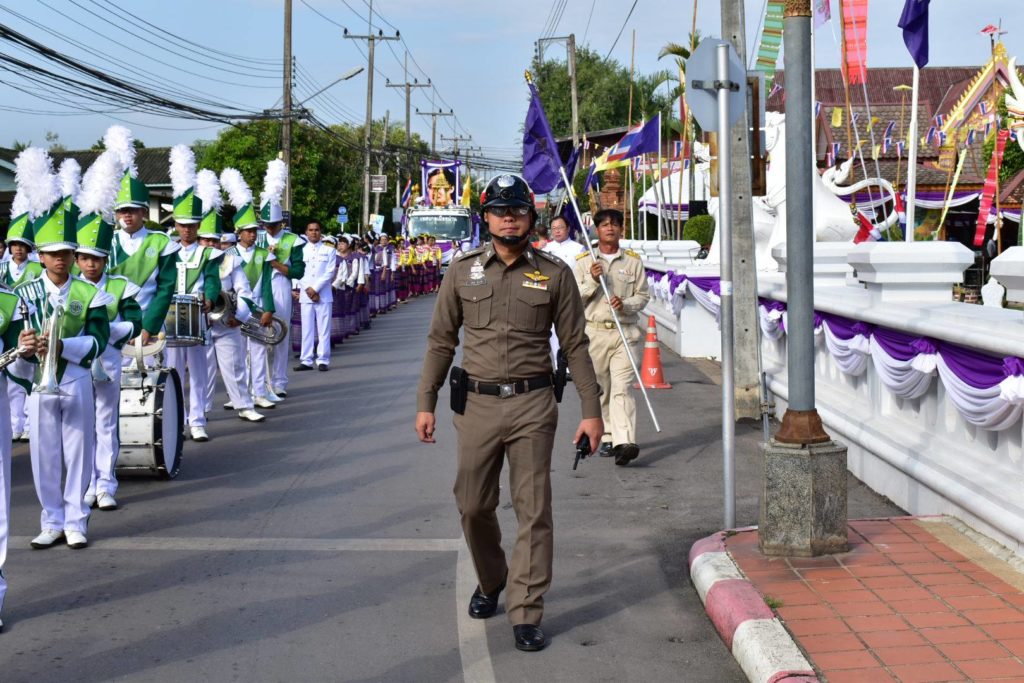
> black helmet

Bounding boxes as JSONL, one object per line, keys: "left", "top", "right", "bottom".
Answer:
{"left": 480, "top": 174, "right": 535, "bottom": 210}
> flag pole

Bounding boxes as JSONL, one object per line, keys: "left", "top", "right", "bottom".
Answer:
{"left": 656, "top": 118, "right": 665, "bottom": 241}
{"left": 560, "top": 164, "right": 661, "bottom": 432}
{"left": 905, "top": 64, "right": 920, "bottom": 241}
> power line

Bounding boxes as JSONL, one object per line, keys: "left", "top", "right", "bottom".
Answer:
{"left": 582, "top": 0, "right": 597, "bottom": 45}
{"left": 605, "top": 0, "right": 639, "bottom": 60}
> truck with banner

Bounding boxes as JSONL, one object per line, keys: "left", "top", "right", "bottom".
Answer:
{"left": 406, "top": 159, "right": 477, "bottom": 270}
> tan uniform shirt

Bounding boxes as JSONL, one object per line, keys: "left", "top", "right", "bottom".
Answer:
{"left": 417, "top": 243, "right": 602, "bottom": 419}
{"left": 573, "top": 248, "right": 650, "bottom": 326}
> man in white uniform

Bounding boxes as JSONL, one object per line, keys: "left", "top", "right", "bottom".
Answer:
{"left": 542, "top": 215, "right": 586, "bottom": 363}
{"left": 295, "top": 221, "right": 334, "bottom": 372}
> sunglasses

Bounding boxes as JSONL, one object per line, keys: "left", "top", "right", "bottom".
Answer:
{"left": 487, "top": 206, "right": 530, "bottom": 217}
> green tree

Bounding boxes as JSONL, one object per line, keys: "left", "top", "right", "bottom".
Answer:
{"left": 45, "top": 131, "right": 66, "bottom": 153}
{"left": 11, "top": 139, "right": 31, "bottom": 151}
{"left": 531, "top": 47, "right": 673, "bottom": 139}
{"left": 196, "top": 118, "right": 429, "bottom": 233}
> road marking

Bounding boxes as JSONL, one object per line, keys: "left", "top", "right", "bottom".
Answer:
{"left": 12, "top": 536, "right": 462, "bottom": 553}
{"left": 456, "top": 539, "right": 498, "bottom": 683}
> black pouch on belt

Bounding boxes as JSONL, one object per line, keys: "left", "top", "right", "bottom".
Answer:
{"left": 449, "top": 366, "right": 468, "bottom": 415}
{"left": 553, "top": 351, "right": 568, "bottom": 403}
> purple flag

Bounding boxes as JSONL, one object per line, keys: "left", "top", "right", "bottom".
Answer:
{"left": 898, "top": 0, "right": 930, "bottom": 69}
{"left": 813, "top": 0, "right": 831, "bottom": 27}
{"left": 522, "top": 82, "right": 565, "bottom": 194}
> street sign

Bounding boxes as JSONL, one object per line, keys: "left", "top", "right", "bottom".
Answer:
{"left": 370, "top": 175, "right": 387, "bottom": 193}
{"left": 392, "top": 207, "right": 404, "bottom": 223}
{"left": 338, "top": 205, "right": 348, "bottom": 216}
{"left": 338, "top": 214, "right": 348, "bottom": 224}
{"left": 684, "top": 38, "right": 745, "bottom": 132}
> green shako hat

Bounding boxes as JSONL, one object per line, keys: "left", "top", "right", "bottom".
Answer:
{"left": 259, "top": 158, "right": 287, "bottom": 223}
{"left": 220, "top": 167, "right": 258, "bottom": 230}
{"left": 169, "top": 144, "right": 202, "bottom": 224}
{"left": 195, "top": 169, "right": 224, "bottom": 237}
{"left": 104, "top": 125, "right": 150, "bottom": 210}
{"left": 7, "top": 190, "right": 34, "bottom": 247}
{"left": 74, "top": 149, "right": 123, "bottom": 257}
{"left": 14, "top": 147, "right": 77, "bottom": 252}
{"left": 33, "top": 198, "right": 80, "bottom": 252}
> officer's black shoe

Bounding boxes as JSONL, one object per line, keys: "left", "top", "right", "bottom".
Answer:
{"left": 293, "top": 364, "right": 313, "bottom": 372}
{"left": 598, "top": 441, "right": 614, "bottom": 457}
{"left": 613, "top": 443, "right": 640, "bottom": 466}
{"left": 468, "top": 577, "right": 506, "bottom": 619}
{"left": 317, "top": 364, "right": 328, "bottom": 372}
{"left": 513, "top": 624, "right": 549, "bottom": 652}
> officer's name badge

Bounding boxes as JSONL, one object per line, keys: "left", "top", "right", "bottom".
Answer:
{"left": 467, "top": 258, "right": 486, "bottom": 285}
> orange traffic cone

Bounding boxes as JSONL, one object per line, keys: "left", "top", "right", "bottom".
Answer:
{"left": 635, "top": 315, "right": 671, "bottom": 389}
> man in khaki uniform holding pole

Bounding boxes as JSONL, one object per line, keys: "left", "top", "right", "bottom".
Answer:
{"left": 574, "top": 209, "right": 650, "bottom": 466}
{"left": 415, "top": 174, "right": 603, "bottom": 652}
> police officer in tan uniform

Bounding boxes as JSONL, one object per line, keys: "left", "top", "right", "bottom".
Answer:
{"left": 573, "top": 209, "right": 650, "bottom": 466}
{"left": 415, "top": 174, "right": 603, "bottom": 652}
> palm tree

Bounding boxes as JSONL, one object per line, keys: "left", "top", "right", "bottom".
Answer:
{"left": 657, "top": 32, "right": 701, "bottom": 238}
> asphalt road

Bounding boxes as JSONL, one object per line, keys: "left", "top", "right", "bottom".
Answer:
{"left": 0, "top": 294, "right": 902, "bottom": 682}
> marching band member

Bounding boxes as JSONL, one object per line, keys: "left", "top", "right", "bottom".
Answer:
{"left": 164, "top": 146, "right": 222, "bottom": 443}
{"left": 75, "top": 151, "right": 143, "bottom": 511}
{"left": 235, "top": 213, "right": 278, "bottom": 409}
{"left": 103, "top": 126, "right": 180, "bottom": 346}
{"left": 3, "top": 186, "right": 43, "bottom": 443}
{"left": 197, "top": 170, "right": 265, "bottom": 423}
{"left": 294, "top": 221, "right": 334, "bottom": 372}
{"left": 10, "top": 148, "right": 112, "bottom": 551}
{"left": 256, "top": 160, "right": 305, "bottom": 398}
{"left": 0, "top": 277, "right": 25, "bottom": 631}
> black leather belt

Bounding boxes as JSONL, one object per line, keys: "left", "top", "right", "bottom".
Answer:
{"left": 468, "top": 375, "right": 552, "bottom": 398}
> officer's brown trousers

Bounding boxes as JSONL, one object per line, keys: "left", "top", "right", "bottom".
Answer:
{"left": 453, "top": 389, "right": 558, "bottom": 626}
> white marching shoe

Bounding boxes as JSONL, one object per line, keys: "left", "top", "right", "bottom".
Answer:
{"left": 237, "top": 409, "right": 266, "bottom": 423}
{"left": 30, "top": 529, "right": 65, "bottom": 549}
{"left": 223, "top": 402, "right": 235, "bottom": 410}
{"left": 253, "top": 396, "right": 276, "bottom": 409}
{"left": 97, "top": 492, "right": 118, "bottom": 510}
{"left": 66, "top": 531, "right": 88, "bottom": 549}
{"left": 83, "top": 492, "right": 97, "bottom": 508}
{"left": 190, "top": 426, "right": 210, "bottom": 442}
{"left": 272, "top": 387, "right": 288, "bottom": 398}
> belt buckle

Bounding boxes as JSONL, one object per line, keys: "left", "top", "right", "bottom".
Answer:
{"left": 604, "top": 321, "right": 615, "bottom": 329}
{"left": 499, "top": 383, "right": 515, "bottom": 398}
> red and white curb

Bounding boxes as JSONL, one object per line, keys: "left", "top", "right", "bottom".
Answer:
{"left": 689, "top": 531, "right": 819, "bottom": 683}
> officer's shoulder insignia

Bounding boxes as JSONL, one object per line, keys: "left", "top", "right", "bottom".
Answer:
{"left": 533, "top": 249, "right": 562, "bottom": 266}
{"left": 457, "top": 247, "right": 485, "bottom": 261}
{"left": 624, "top": 248, "right": 640, "bottom": 258}
{"left": 575, "top": 251, "right": 590, "bottom": 261}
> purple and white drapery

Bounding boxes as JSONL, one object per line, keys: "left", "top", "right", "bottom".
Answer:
{"left": 758, "top": 299, "right": 1024, "bottom": 431}
{"left": 645, "top": 270, "right": 722, "bottom": 321}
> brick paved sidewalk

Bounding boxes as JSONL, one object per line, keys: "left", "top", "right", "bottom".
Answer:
{"left": 727, "top": 517, "right": 1024, "bottom": 682}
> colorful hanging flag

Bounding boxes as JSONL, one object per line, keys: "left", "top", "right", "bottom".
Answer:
{"left": 980, "top": 24, "right": 999, "bottom": 35}
{"left": 882, "top": 137, "right": 892, "bottom": 153}
{"left": 813, "top": 0, "right": 832, "bottom": 27}
{"left": 603, "top": 115, "right": 661, "bottom": 165}
{"left": 825, "top": 149, "right": 835, "bottom": 167}
{"left": 814, "top": 101, "right": 822, "bottom": 118}
{"left": 866, "top": 116, "right": 879, "bottom": 132}
{"left": 894, "top": 191, "right": 908, "bottom": 235}
{"left": 898, "top": 0, "right": 931, "bottom": 69}
{"left": 871, "top": 144, "right": 881, "bottom": 160}
{"left": 985, "top": 121, "right": 993, "bottom": 138}
{"left": 934, "top": 114, "right": 944, "bottom": 127}
{"left": 583, "top": 161, "right": 599, "bottom": 194}
{"left": 966, "top": 129, "right": 976, "bottom": 146}
{"left": 896, "top": 141, "right": 906, "bottom": 157}
{"left": 975, "top": 129, "right": 1010, "bottom": 246}
{"left": 841, "top": 0, "right": 869, "bottom": 85}
{"left": 768, "top": 82, "right": 783, "bottom": 100}
{"left": 883, "top": 121, "right": 896, "bottom": 138}
{"left": 460, "top": 177, "right": 472, "bottom": 207}
{"left": 925, "top": 126, "right": 936, "bottom": 144}
{"left": 853, "top": 211, "right": 883, "bottom": 243}
{"left": 755, "top": 1, "right": 786, "bottom": 79}
{"left": 831, "top": 142, "right": 841, "bottom": 158}
{"left": 831, "top": 106, "right": 843, "bottom": 128}
{"left": 938, "top": 131, "right": 947, "bottom": 145}
{"left": 400, "top": 178, "right": 412, "bottom": 208}
{"left": 672, "top": 140, "right": 684, "bottom": 159}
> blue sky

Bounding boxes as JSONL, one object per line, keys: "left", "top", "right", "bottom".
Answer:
{"left": 2, "top": 0, "right": 1021, "bottom": 171}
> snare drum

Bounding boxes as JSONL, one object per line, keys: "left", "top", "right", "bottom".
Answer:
{"left": 116, "top": 368, "right": 184, "bottom": 479}
{"left": 164, "top": 294, "right": 205, "bottom": 347}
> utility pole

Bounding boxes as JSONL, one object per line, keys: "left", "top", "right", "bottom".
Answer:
{"left": 282, "top": 0, "right": 293, "bottom": 218}
{"left": 537, "top": 35, "right": 580, "bottom": 146}
{"left": 720, "top": 0, "right": 761, "bottom": 420}
{"left": 373, "top": 110, "right": 390, "bottom": 216}
{"left": 386, "top": 51, "right": 430, "bottom": 174}
{"left": 759, "top": 0, "right": 848, "bottom": 557}
{"left": 417, "top": 108, "right": 453, "bottom": 156}
{"left": 344, "top": 0, "right": 399, "bottom": 233}
{"left": 442, "top": 134, "right": 472, "bottom": 159}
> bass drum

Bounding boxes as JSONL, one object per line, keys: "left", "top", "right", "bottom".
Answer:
{"left": 116, "top": 368, "right": 185, "bottom": 480}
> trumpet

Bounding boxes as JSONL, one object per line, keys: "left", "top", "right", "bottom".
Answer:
{"left": 0, "top": 299, "right": 33, "bottom": 372}
{"left": 33, "top": 302, "right": 66, "bottom": 395}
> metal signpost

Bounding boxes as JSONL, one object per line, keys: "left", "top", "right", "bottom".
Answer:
{"left": 338, "top": 205, "right": 348, "bottom": 226}
{"left": 685, "top": 38, "right": 745, "bottom": 529}
{"left": 370, "top": 175, "right": 387, "bottom": 193}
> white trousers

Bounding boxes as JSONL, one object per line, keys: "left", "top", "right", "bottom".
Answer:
{"left": 165, "top": 344, "right": 209, "bottom": 428}
{"left": 300, "top": 300, "right": 332, "bottom": 367}
{"left": 88, "top": 349, "right": 124, "bottom": 498}
{"left": 204, "top": 325, "right": 252, "bottom": 412}
{"left": 248, "top": 337, "right": 270, "bottom": 399}
{"left": 8, "top": 381, "right": 28, "bottom": 435}
{"left": 269, "top": 276, "right": 293, "bottom": 390}
{"left": 29, "top": 376, "right": 95, "bottom": 534}
{"left": 0, "top": 378, "right": 11, "bottom": 613}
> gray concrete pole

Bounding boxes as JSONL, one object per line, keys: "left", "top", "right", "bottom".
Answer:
{"left": 721, "top": 0, "right": 762, "bottom": 420}
{"left": 282, "top": 0, "right": 292, "bottom": 216}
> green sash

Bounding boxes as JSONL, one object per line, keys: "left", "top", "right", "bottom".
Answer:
{"left": 103, "top": 276, "right": 129, "bottom": 322}
{"left": 178, "top": 246, "right": 214, "bottom": 294}
{"left": 241, "top": 247, "right": 268, "bottom": 290}
{"left": 14, "top": 276, "right": 97, "bottom": 338}
{"left": 110, "top": 231, "right": 171, "bottom": 287}
{"left": 0, "top": 291, "right": 18, "bottom": 335}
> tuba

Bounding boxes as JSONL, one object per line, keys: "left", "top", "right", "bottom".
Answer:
{"left": 241, "top": 305, "right": 288, "bottom": 346}
{"left": 207, "top": 291, "right": 236, "bottom": 326}
{"left": 33, "top": 303, "right": 66, "bottom": 395}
